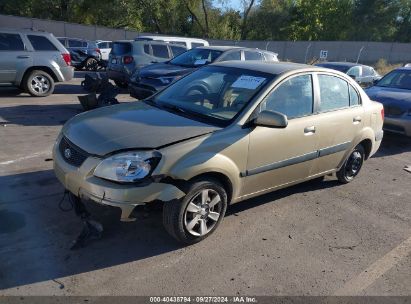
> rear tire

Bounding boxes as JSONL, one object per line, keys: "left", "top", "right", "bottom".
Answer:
{"left": 163, "top": 179, "right": 227, "bottom": 244}
{"left": 336, "top": 144, "right": 365, "bottom": 184}
{"left": 85, "top": 58, "right": 98, "bottom": 71}
{"left": 114, "top": 80, "right": 128, "bottom": 88}
{"left": 24, "top": 70, "right": 55, "bottom": 97}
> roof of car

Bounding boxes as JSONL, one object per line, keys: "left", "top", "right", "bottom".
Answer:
{"left": 113, "top": 40, "right": 181, "bottom": 46}
{"left": 1, "top": 28, "right": 53, "bottom": 35}
{"left": 196, "top": 45, "right": 242, "bottom": 51}
{"left": 316, "top": 61, "right": 368, "bottom": 68}
{"left": 211, "top": 61, "right": 318, "bottom": 74}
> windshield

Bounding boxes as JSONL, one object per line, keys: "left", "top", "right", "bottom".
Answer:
{"left": 376, "top": 69, "right": 411, "bottom": 90}
{"left": 151, "top": 66, "right": 274, "bottom": 125}
{"left": 169, "top": 48, "right": 223, "bottom": 67}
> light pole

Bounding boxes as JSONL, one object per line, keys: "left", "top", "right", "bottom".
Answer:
{"left": 356, "top": 46, "right": 365, "bottom": 63}
{"left": 304, "top": 43, "right": 312, "bottom": 64}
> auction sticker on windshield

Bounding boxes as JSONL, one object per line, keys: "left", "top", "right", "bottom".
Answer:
{"left": 231, "top": 75, "right": 266, "bottom": 90}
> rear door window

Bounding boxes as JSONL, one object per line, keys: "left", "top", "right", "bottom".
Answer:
{"left": 347, "top": 66, "right": 361, "bottom": 78}
{"left": 318, "top": 75, "right": 350, "bottom": 112}
{"left": 0, "top": 33, "right": 25, "bottom": 51}
{"left": 349, "top": 85, "right": 360, "bottom": 106}
{"left": 263, "top": 52, "right": 277, "bottom": 62}
{"left": 143, "top": 44, "right": 150, "bottom": 55}
{"left": 219, "top": 51, "right": 241, "bottom": 61}
{"left": 68, "top": 39, "right": 83, "bottom": 48}
{"left": 191, "top": 42, "right": 205, "bottom": 48}
{"left": 111, "top": 42, "right": 132, "bottom": 55}
{"left": 244, "top": 50, "right": 263, "bottom": 61}
{"left": 170, "top": 45, "right": 186, "bottom": 57}
{"left": 362, "top": 66, "right": 374, "bottom": 76}
{"left": 27, "top": 35, "right": 57, "bottom": 51}
{"left": 170, "top": 41, "right": 187, "bottom": 46}
{"left": 151, "top": 44, "right": 169, "bottom": 58}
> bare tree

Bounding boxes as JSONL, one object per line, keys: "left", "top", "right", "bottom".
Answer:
{"left": 201, "top": 0, "right": 210, "bottom": 38}
{"left": 240, "top": 0, "right": 255, "bottom": 40}
{"left": 183, "top": 0, "right": 209, "bottom": 38}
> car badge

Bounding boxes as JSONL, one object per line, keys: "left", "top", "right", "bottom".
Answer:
{"left": 64, "top": 148, "right": 72, "bottom": 159}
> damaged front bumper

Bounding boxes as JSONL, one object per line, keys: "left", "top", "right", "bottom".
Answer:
{"left": 53, "top": 145, "right": 185, "bottom": 221}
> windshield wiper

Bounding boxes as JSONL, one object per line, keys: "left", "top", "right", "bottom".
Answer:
{"left": 158, "top": 102, "right": 210, "bottom": 120}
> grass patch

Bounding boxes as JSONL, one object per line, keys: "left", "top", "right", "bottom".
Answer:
{"left": 374, "top": 59, "right": 403, "bottom": 76}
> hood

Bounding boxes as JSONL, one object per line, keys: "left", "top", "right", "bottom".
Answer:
{"left": 365, "top": 86, "right": 411, "bottom": 110}
{"left": 139, "top": 62, "right": 194, "bottom": 78}
{"left": 62, "top": 102, "right": 220, "bottom": 156}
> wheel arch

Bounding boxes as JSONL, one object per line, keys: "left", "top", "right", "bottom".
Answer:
{"left": 358, "top": 138, "right": 373, "bottom": 160}
{"left": 188, "top": 171, "right": 234, "bottom": 204}
{"left": 22, "top": 66, "right": 59, "bottom": 83}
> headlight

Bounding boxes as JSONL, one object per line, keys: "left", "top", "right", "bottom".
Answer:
{"left": 94, "top": 151, "right": 161, "bottom": 183}
{"left": 158, "top": 76, "right": 181, "bottom": 85}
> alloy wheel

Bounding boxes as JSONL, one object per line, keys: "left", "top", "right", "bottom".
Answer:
{"left": 184, "top": 189, "right": 222, "bottom": 237}
{"left": 30, "top": 75, "right": 50, "bottom": 94}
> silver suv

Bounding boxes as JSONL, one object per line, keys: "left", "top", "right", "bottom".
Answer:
{"left": 0, "top": 28, "right": 74, "bottom": 97}
{"left": 107, "top": 40, "right": 187, "bottom": 88}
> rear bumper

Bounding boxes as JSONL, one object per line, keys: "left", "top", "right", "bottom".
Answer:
{"left": 55, "top": 66, "right": 74, "bottom": 82}
{"left": 384, "top": 116, "right": 411, "bottom": 137}
{"left": 53, "top": 140, "right": 185, "bottom": 221}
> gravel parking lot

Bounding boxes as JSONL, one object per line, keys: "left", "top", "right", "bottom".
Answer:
{"left": 0, "top": 74, "right": 410, "bottom": 296}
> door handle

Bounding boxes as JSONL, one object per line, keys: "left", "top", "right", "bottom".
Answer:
{"left": 304, "top": 126, "right": 316, "bottom": 134}
{"left": 353, "top": 116, "right": 362, "bottom": 123}
{"left": 17, "top": 55, "right": 30, "bottom": 59}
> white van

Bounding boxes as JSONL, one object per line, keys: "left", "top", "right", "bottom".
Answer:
{"left": 135, "top": 35, "right": 209, "bottom": 49}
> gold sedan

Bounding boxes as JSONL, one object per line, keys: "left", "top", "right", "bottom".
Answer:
{"left": 54, "top": 61, "right": 384, "bottom": 244}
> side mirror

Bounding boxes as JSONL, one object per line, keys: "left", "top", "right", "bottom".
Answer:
{"left": 373, "top": 79, "right": 379, "bottom": 85}
{"left": 253, "top": 110, "right": 288, "bottom": 128}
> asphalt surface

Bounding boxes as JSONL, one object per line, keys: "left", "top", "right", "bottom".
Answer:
{"left": 0, "top": 74, "right": 410, "bottom": 296}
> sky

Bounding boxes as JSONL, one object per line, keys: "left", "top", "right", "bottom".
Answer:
{"left": 213, "top": 0, "right": 244, "bottom": 10}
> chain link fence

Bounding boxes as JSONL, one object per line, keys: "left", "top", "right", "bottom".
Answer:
{"left": 2, "top": 14, "right": 411, "bottom": 64}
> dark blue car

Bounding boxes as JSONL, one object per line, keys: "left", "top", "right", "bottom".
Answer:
{"left": 365, "top": 67, "right": 411, "bottom": 136}
{"left": 128, "top": 46, "right": 279, "bottom": 100}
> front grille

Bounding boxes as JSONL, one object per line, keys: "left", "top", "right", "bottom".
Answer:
{"left": 59, "top": 136, "right": 89, "bottom": 167}
{"left": 384, "top": 105, "right": 405, "bottom": 116}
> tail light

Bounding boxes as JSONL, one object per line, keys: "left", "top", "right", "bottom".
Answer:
{"left": 123, "top": 56, "right": 134, "bottom": 64}
{"left": 61, "top": 53, "right": 71, "bottom": 66}
{"left": 381, "top": 108, "right": 385, "bottom": 120}
{"left": 95, "top": 48, "right": 101, "bottom": 54}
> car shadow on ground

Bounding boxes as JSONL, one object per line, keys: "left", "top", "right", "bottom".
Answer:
{"left": 0, "top": 83, "right": 88, "bottom": 98}
{"left": 373, "top": 132, "right": 411, "bottom": 158}
{"left": 0, "top": 168, "right": 341, "bottom": 291}
{"left": 227, "top": 177, "right": 340, "bottom": 216}
{"left": 0, "top": 103, "right": 82, "bottom": 126}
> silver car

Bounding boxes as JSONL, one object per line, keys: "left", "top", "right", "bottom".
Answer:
{"left": 315, "top": 62, "right": 381, "bottom": 87}
{"left": 107, "top": 40, "right": 187, "bottom": 88}
{"left": 0, "top": 28, "right": 74, "bottom": 96}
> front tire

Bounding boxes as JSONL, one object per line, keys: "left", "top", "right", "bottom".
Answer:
{"left": 337, "top": 144, "right": 365, "bottom": 183}
{"left": 163, "top": 179, "right": 228, "bottom": 244}
{"left": 24, "top": 70, "right": 55, "bottom": 97}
